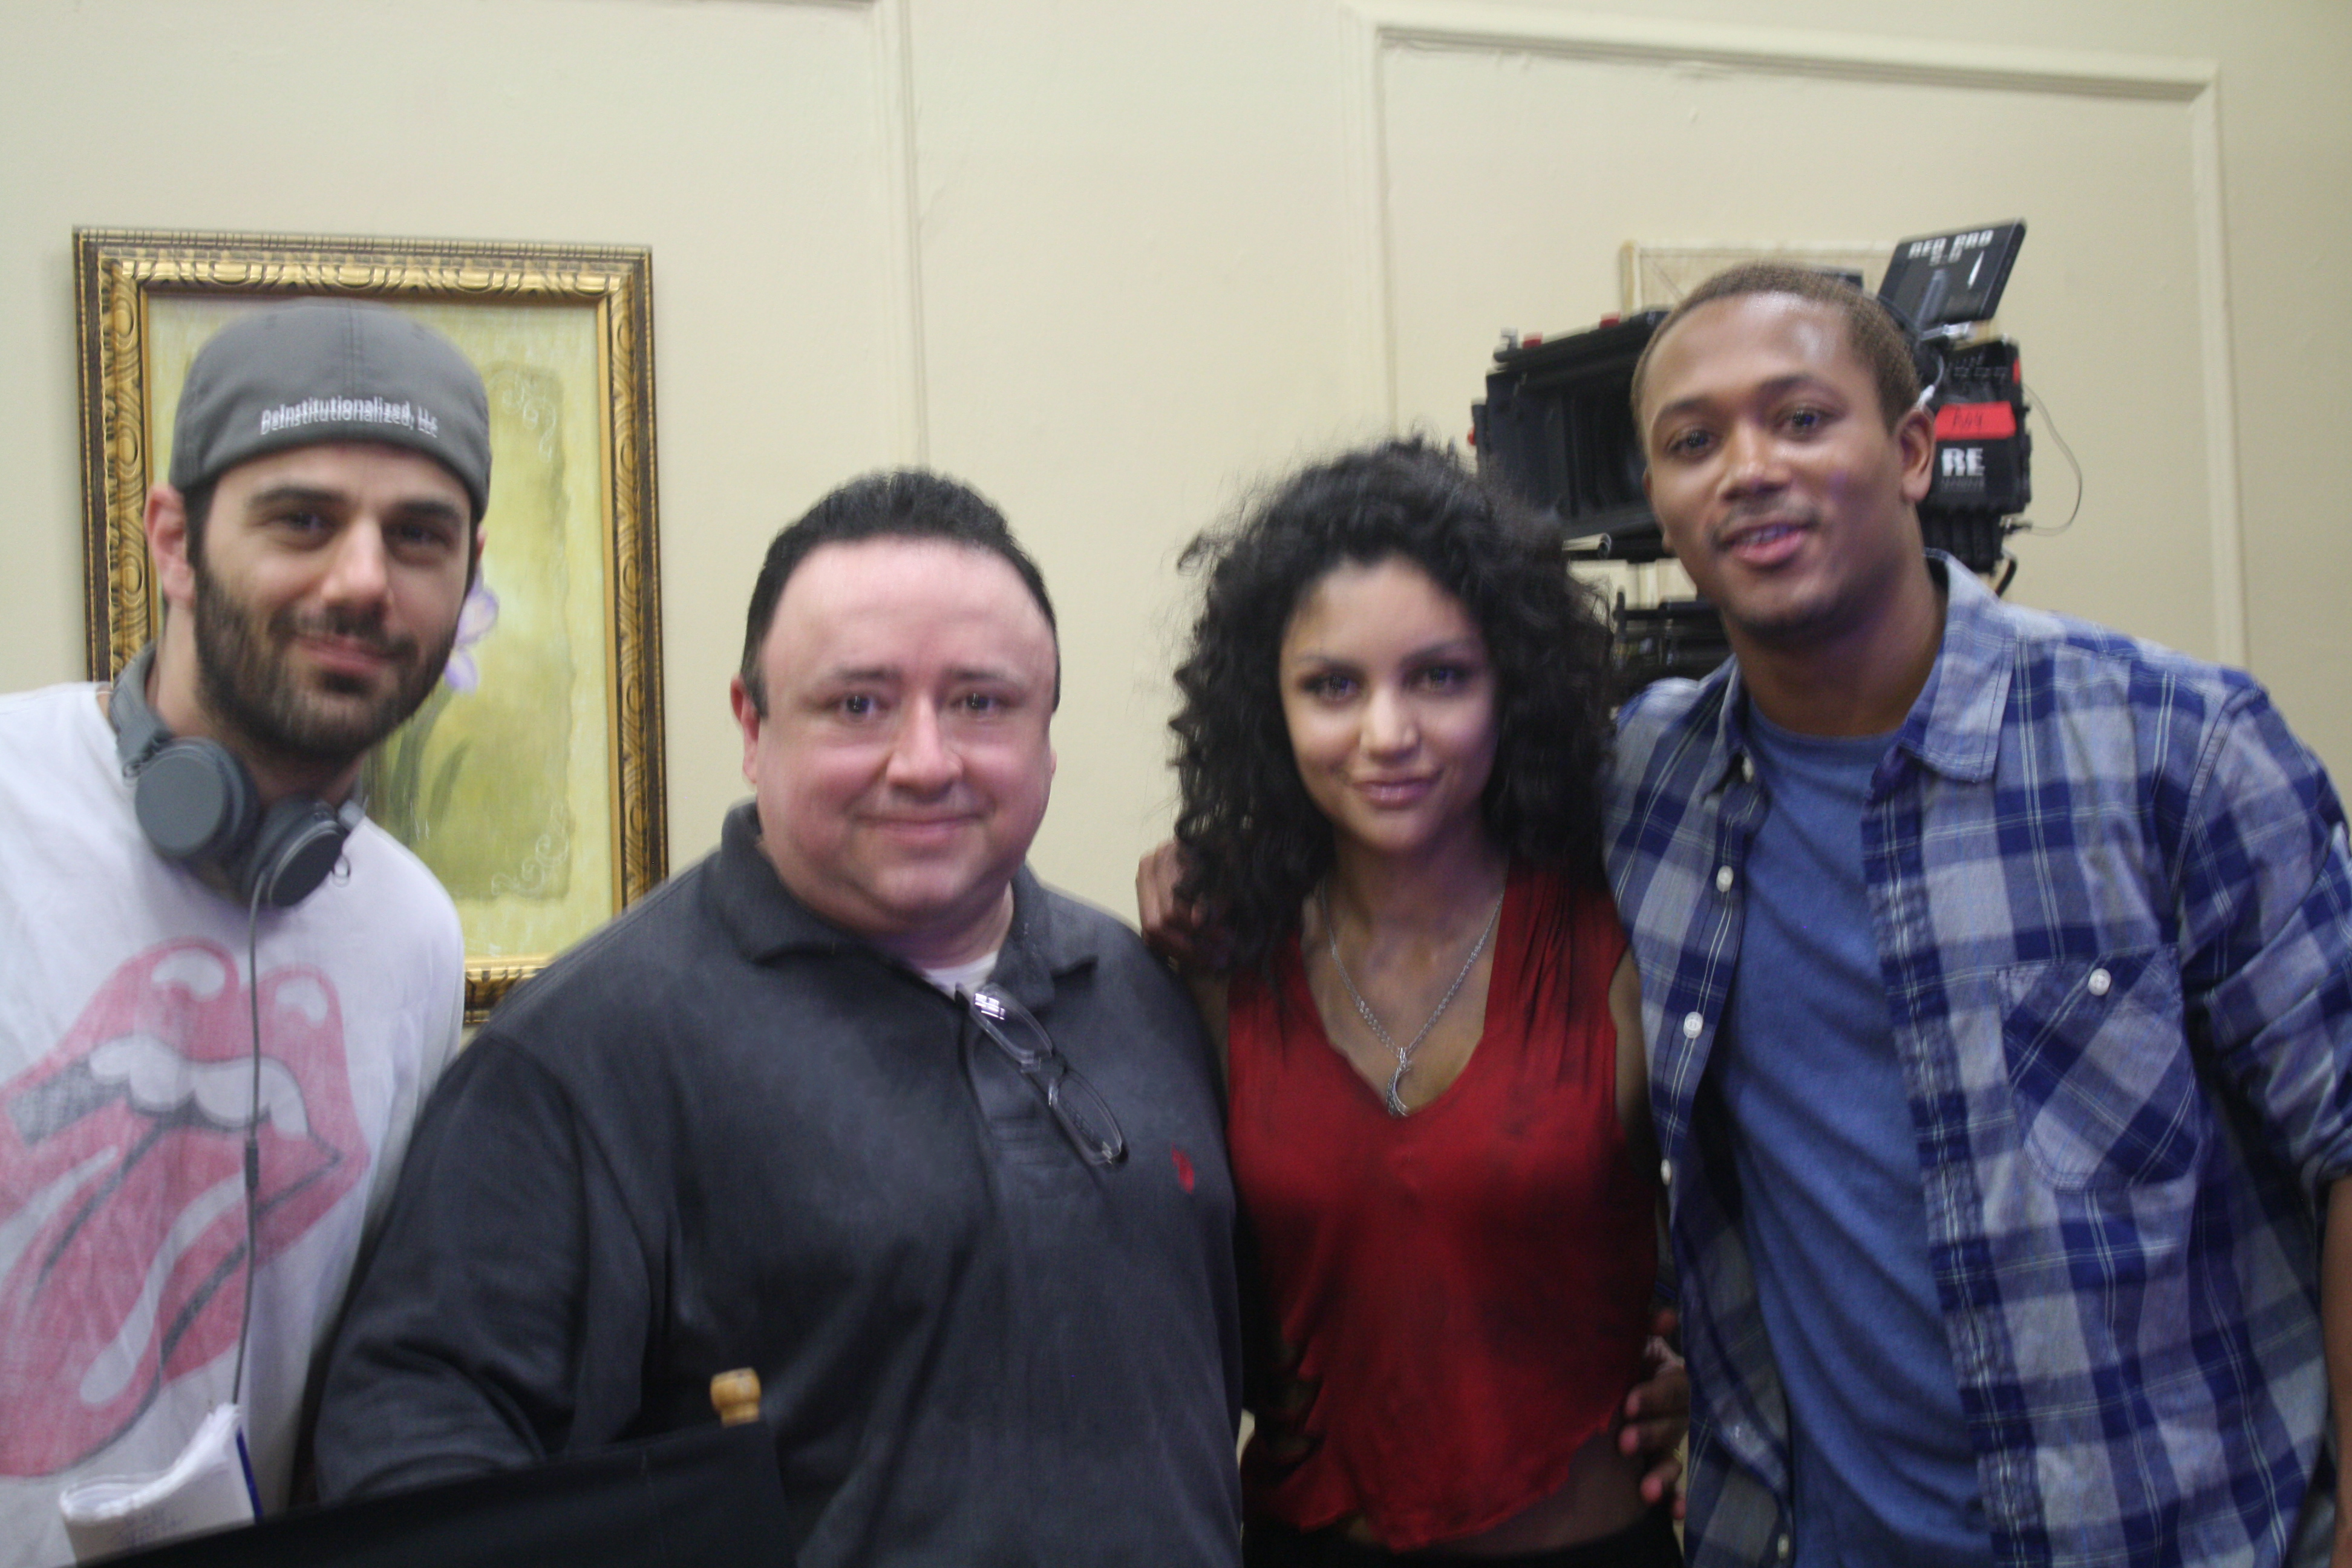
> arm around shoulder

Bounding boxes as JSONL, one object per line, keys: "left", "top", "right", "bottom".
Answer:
{"left": 1137, "top": 838, "right": 1235, "bottom": 1082}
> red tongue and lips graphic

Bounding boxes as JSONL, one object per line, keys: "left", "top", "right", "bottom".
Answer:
{"left": 0, "top": 940, "right": 363, "bottom": 1475}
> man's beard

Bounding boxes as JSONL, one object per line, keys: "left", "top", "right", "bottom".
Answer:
{"left": 191, "top": 566, "right": 456, "bottom": 772}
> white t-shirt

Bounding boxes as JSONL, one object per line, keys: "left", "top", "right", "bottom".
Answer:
{"left": 918, "top": 952, "right": 999, "bottom": 998}
{"left": 0, "top": 683, "right": 465, "bottom": 1568}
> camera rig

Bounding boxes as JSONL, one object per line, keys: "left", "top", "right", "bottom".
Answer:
{"left": 1471, "top": 222, "right": 2031, "bottom": 687}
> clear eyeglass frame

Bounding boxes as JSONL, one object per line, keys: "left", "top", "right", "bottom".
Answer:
{"left": 961, "top": 985, "right": 1128, "bottom": 1167}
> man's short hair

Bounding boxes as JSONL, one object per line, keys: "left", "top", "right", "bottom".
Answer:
{"left": 738, "top": 470, "right": 1059, "bottom": 714}
{"left": 1631, "top": 261, "right": 1922, "bottom": 433}
{"left": 178, "top": 477, "right": 221, "bottom": 559}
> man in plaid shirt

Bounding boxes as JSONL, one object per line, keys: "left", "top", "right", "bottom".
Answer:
{"left": 1612, "top": 261, "right": 2352, "bottom": 1567}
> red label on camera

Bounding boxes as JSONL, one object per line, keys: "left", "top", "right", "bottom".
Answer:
{"left": 1935, "top": 403, "right": 2016, "bottom": 439}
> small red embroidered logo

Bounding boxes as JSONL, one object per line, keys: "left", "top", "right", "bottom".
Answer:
{"left": 1170, "top": 1145, "right": 1196, "bottom": 1192}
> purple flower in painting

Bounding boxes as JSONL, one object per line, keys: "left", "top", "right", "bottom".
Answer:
{"left": 443, "top": 581, "right": 500, "bottom": 693}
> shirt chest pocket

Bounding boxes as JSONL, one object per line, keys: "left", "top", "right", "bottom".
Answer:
{"left": 1998, "top": 949, "right": 2205, "bottom": 1190}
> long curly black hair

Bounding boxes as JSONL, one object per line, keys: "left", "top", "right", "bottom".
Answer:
{"left": 1170, "top": 438, "right": 1616, "bottom": 971}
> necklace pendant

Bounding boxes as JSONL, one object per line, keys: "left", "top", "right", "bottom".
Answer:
{"left": 1318, "top": 881, "right": 1508, "bottom": 1124}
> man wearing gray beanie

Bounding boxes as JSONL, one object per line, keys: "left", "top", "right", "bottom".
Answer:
{"left": 0, "top": 299, "right": 490, "bottom": 1567}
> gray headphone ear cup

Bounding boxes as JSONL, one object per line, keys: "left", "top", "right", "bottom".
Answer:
{"left": 110, "top": 641, "right": 355, "bottom": 908}
{"left": 135, "top": 740, "right": 260, "bottom": 863}
{"left": 241, "top": 797, "right": 353, "bottom": 909}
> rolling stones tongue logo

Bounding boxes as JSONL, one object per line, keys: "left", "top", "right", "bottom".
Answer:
{"left": 0, "top": 940, "right": 365, "bottom": 1475}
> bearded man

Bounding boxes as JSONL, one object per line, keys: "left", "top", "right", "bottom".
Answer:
{"left": 0, "top": 300, "right": 490, "bottom": 1567}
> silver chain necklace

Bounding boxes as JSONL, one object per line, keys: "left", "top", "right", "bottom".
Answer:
{"left": 1318, "top": 883, "right": 1506, "bottom": 1116}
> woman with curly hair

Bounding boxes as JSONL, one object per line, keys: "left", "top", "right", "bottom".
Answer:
{"left": 1141, "top": 439, "right": 1680, "bottom": 1566}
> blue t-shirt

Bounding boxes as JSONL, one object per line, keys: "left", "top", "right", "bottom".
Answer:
{"left": 1711, "top": 707, "right": 1989, "bottom": 1566}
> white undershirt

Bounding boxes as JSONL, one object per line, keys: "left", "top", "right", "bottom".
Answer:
{"left": 920, "top": 951, "right": 999, "bottom": 997}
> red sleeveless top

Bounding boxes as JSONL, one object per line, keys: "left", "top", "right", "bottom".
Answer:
{"left": 1226, "top": 866, "right": 1655, "bottom": 1550}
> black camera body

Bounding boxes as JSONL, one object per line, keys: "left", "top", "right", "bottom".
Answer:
{"left": 1472, "top": 223, "right": 2031, "bottom": 685}
{"left": 1471, "top": 310, "right": 1668, "bottom": 562}
{"left": 1918, "top": 335, "right": 2031, "bottom": 572}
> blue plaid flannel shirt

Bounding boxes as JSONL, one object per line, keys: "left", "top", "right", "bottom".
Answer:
{"left": 1607, "top": 557, "right": 2352, "bottom": 1568}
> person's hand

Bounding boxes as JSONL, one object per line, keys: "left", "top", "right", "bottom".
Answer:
{"left": 1135, "top": 840, "right": 1229, "bottom": 973}
{"left": 1618, "top": 1307, "right": 1688, "bottom": 1517}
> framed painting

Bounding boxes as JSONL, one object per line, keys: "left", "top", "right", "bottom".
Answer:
{"left": 1622, "top": 240, "right": 1887, "bottom": 312}
{"left": 74, "top": 228, "right": 666, "bottom": 1021}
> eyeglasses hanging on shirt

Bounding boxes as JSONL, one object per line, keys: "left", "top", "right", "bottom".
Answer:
{"left": 959, "top": 987, "right": 1127, "bottom": 1168}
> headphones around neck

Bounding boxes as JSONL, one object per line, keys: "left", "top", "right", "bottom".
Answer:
{"left": 109, "top": 644, "right": 362, "bottom": 909}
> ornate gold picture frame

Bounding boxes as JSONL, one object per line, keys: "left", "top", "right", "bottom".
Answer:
{"left": 74, "top": 228, "right": 666, "bottom": 1021}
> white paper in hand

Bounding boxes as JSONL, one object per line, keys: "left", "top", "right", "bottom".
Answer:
{"left": 58, "top": 1402, "right": 260, "bottom": 1560}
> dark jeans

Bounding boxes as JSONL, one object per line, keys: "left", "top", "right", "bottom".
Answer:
{"left": 1244, "top": 1508, "right": 1683, "bottom": 1568}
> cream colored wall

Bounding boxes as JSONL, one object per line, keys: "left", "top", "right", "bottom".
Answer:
{"left": 4, "top": 0, "right": 2345, "bottom": 923}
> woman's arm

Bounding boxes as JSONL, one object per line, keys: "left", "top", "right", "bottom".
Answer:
{"left": 1609, "top": 948, "right": 1658, "bottom": 1174}
{"left": 1608, "top": 946, "right": 1687, "bottom": 1512}
{"left": 1137, "top": 839, "right": 1232, "bottom": 1081}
